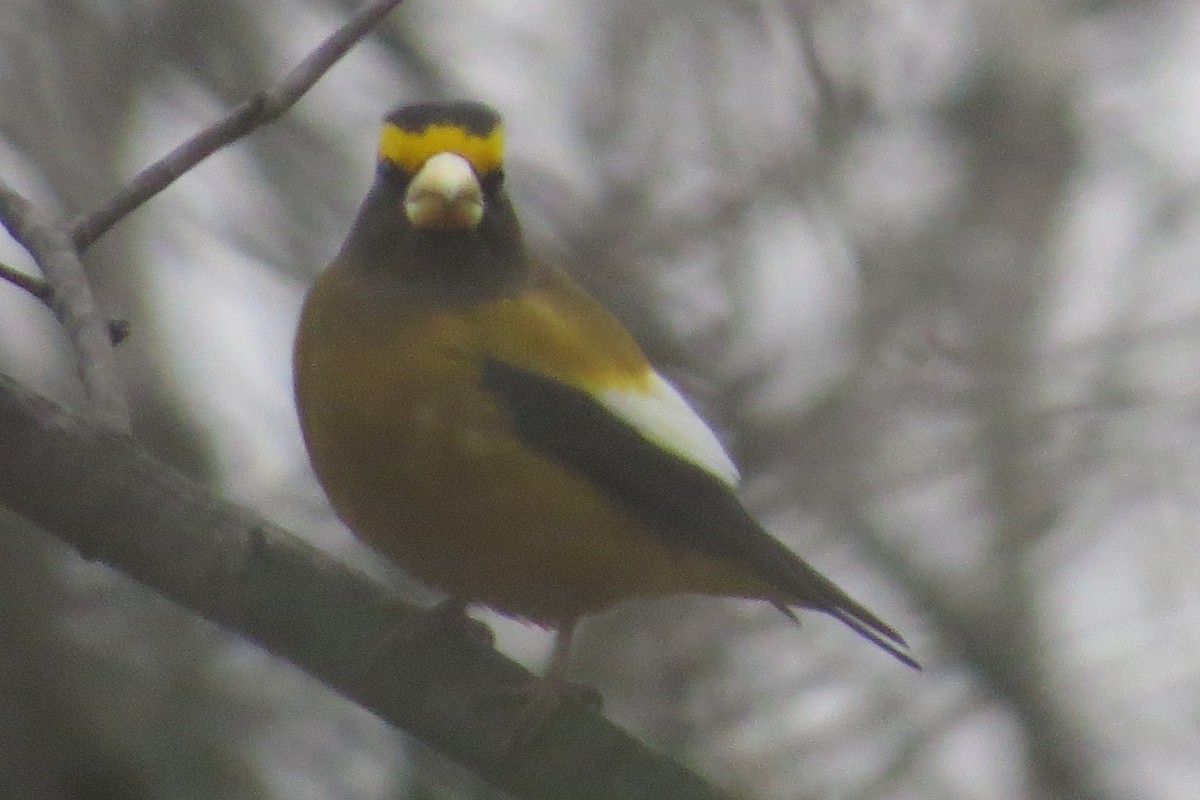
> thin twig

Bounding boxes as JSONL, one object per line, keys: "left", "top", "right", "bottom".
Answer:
{"left": 0, "top": 260, "right": 51, "bottom": 302}
{"left": 0, "top": 0, "right": 403, "bottom": 425}
{"left": 70, "top": 0, "right": 406, "bottom": 250}
{"left": 0, "top": 261, "right": 127, "bottom": 343}
{"left": 0, "top": 181, "right": 131, "bottom": 432}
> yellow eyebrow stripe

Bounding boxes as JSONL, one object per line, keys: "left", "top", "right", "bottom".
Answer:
{"left": 378, "top": 122, "right": 504, "bottom": 175}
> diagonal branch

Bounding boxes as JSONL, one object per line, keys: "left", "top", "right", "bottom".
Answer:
{"left": 0, "top": 370, "right": 734, "bottom": 800}
{"left": 0, "top": 259, "right": 52, "bottom": 302}
{"left": 3, "top": 0, "right": 405, "bottom": 306}
{"left": 0, "top": 0, "right": 404, "bottom": 429}
{"left": 70, "top": 0, "right": 407, "bottom": 250}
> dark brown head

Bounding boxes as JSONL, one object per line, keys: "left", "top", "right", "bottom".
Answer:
{"left": 339, "top": 101, "right": 526, "bottom": 302}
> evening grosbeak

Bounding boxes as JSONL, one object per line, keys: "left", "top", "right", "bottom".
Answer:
{"left": 293, "top": 101, "right": 919, "bottom": 686}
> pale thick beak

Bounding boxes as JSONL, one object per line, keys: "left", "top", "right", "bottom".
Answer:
{"left": 404, "top": 151, "right": 484, "bottom": 230}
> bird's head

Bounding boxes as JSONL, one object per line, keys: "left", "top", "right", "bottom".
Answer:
{"left": 340, "top": 101, "right": 526, "bottom": 300}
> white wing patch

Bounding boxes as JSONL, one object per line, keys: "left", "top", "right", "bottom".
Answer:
{"left": 596, "top": 372, "right": 741, "bottom": 487}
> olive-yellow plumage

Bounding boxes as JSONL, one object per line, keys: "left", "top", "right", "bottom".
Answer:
{"left": 294, "top": 100, "right": 917, "bottom": 675}
{"left": 297, "top": 262, "right": 770, "bottom": 619}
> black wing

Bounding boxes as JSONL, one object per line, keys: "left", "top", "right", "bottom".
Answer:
{"left": 480, "top": 358, "right": 918, "bottom": 669}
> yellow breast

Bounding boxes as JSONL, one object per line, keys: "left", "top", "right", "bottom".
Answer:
{"left": 294, "top": 263, "right": 771, "bottom": 623}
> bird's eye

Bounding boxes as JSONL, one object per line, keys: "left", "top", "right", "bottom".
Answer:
{"left": 377, "top": 160, "right": 410, "bottom": 186}
{"left": 480, "top": 168, "right": 505, "bottom": 194}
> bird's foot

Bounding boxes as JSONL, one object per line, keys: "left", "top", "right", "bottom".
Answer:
{"left": 480, "top": 674, "right": 603, "bottom": 759}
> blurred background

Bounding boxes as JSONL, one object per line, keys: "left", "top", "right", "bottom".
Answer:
{"left": 2, "top": 0, "right": 1199, "bottom": 798}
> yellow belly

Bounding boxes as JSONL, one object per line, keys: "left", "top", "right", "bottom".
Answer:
{"left": 294, "top": 269, "right": 772, "bottom": 624}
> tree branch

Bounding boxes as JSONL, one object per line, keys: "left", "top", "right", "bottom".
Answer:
{"left": 0, "top": 259, "right": 52, "bottom": 302}
{"left": 0, "top": 258, "right": 128, "bottom": 345}
{"left": 0, "top": 0, "right": 403, "bottom": 428}
{"left": 69, "top": 0, "right": 407, "bottom": 250}
{"left": 0, "top": 370, "right": 734, "bottom": 800}
{"left": 0, "top": 182, "right": 131, "bottom": 432}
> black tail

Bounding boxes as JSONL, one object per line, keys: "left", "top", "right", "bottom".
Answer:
{"left": 775, "top": 599, "right": 919, "bottom": 669}
{"left": 777, "top": 578, "right": 920, "bottom": 670}
{"left": 824, "top": 604, "right": 921, "bottom": 670}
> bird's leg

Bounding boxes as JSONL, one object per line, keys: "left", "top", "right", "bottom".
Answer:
{"left": 539, "top": 621, "right": 599, "bottom": 705}
{"left": 527, "top": 619, "right": 600, "bottom": 704}
{"left": 486, "top": 620, "right": 602, "bottom": 756}
{"left": 545, "top": 620, "right": 576, "bottom": 684}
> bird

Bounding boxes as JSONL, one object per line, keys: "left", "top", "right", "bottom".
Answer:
{"left": 293, "top": 100, "right": 919, "bottom": 695}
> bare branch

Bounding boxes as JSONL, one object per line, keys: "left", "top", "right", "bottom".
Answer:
{"left": 0, "top": 260, "right": 52, "bottom": 302}
{"left": 0, "top": 181, "right": 131, "bottom": 432}
{"left": 70, "top": 0, "right": 407, "bottom": 250}
{"left": 0, "top": 261, "right": 128, "bottom": 345}
{"left": 0, "top": 0, "right": 402, "bottom": 428}
{"left": 0, "top": 370, "right": 735, "bottom": 800}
